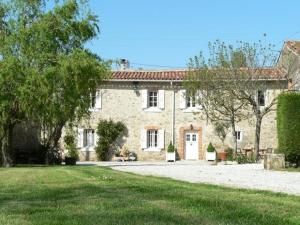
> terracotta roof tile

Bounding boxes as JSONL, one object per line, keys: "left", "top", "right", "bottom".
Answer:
{"left": 111, "top": 68, "right": 285, "bottom": 81}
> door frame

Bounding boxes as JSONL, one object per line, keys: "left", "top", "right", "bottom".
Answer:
{"left": 178, "top": 126, "right": 203, "bottom": 160}
{"left": 185, "top": 131, "right": 199, "bottom": 160}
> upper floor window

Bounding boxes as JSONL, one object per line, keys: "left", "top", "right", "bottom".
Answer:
{"left": 141, "top": 89, "right": 164, "bottom": 111}
{"left": 257, "top": 90, "right": 265, "bottom": 106}
{"left": 83, "top": 129, "right": 95, "bottom": 147}
{"left": 148, "top": 91, "right": 158, "bottom": 107}
{"left": 90, "top": 93, "right": 96, "bottom": 108}
{"left": 90, "top": 90, "right": 102, "bottom": 110}
{"left": 147, "top": 130, "right": 158, "bottom": 148}
{"left": 186, "top": 92, "right": 196, "bottom": 108}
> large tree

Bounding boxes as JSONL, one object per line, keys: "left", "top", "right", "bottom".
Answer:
{"left": 0, "top": 0, "right": 109, "bottom": 166}
{"left": 186, "top": 40, "right": 289, "bottom": 160}
{"left": 185, "top": 44, "right": 249, "bottom": 155}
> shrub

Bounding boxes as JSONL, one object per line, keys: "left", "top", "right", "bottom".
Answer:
{"left": 214, "top": 122, "right": 230, "bottom": 145}
{"left": 235, "top": 154, "right": 256, "bottom": 164}
{"left": 63, "top": 134, "right": 78, "bottom": 159}
{"left": 207, "top": 143, "right": 216, "bottom": 152}
{"left": 277, "top": 93, "right": 300, "bottom": 167}
{"left": 96, "top": 119, "right": 126, "bottom": 161}
{"left": 225, "top": 147, "right": 234, "bottom": 161}
{"left": 167, "top": 142, "right": 175, "bottom": 153}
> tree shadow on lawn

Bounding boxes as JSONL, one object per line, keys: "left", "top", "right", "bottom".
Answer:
{"left": 0, "top": 166, "right": 299, "bottom": 225}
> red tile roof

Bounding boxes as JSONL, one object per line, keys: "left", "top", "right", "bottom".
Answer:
{"left": 285, "top": 40, "right": 300, "bottom": 55}
{"left": 111, "top": 68, "right": 285, "bottom": 81}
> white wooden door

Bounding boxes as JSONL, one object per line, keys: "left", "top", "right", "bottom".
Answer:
{"left": 185, "top": 132, "right": 198, "bottom": 160}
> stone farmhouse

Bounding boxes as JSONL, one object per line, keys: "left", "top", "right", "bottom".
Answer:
{"left": 72, "top": 41, "right": 300, "bottom": 161}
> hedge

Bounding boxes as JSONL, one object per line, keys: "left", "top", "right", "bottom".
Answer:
{"left": 277, "top": 92, "right": 300, "bottom": 166}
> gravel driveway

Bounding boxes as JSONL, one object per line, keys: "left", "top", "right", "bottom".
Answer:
{"left": 93, "top": 161, "right": 300, "bottom": 196}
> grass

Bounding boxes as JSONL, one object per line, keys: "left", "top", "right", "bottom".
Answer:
{"left": 0, "top": 166, "right": 299, "bottom": 225}
{"left": 278, "top": 167, "right": 300, "bottom": 172}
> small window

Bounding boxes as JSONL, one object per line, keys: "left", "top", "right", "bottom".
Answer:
{"left": 257, "top": 90, "right": 265, "bottom": 106}
{"left": 192, "top": 134, "right": 197, "bottom": 141}
{"left": 186, "top": 92, "right": 196, "bottom": 108}
{"left": 186, "top": 134, "right": 190, "bottom": 141}
{"left": 235, "top": 131, "right": 242, "bottom": 142}
{"left": 148, "top": 91, "right": 158, "bottom": 107}
{"left": 83, "top": 129, "right": 95, "bottom": 147}
{"left": 147, "top": 130, "right": 158, "bottom": 148}
{"left": 91, "top": 92, "right": 96, "bottom": 108}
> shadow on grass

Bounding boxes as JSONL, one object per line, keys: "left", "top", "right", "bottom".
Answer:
{"left": 0, "top": 166, "right": 299, "bottom": 225}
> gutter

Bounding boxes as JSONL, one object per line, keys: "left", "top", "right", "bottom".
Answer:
{"left": 171, "top": 81, "right": 175, "bottom": 145}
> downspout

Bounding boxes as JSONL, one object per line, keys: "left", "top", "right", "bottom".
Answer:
{"left": 171, "top": 81, "right": 175, "bottom": 145}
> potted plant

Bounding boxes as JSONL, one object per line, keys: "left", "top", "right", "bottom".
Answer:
{"left": 120, "top": 145, "right": 130, "bottom": 161}
{"left": 206, "top": 142, "right": 216, "bottom": 161}
{"left": 166, "top": 142, "right": 176, "bottom": 162}
{"left": 214, "top": 122, "right": 229, "bottom": 161}
{"left": 64, "top": 134, "right": 78, "bottom": 165}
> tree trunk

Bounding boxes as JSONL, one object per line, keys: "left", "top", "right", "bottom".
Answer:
{"left": 231, "top": 119, "right": 237, "bottom": 157}
{"left": 254, "top": 115, "right": 262, "bottom": 162}
{"left": 44, "top": 122, "right": 65, "bottom": 165}
{"left": 1, "top": 137, "right": 10, "bottom": 167}
{"left": 0, "top": 123, "right": 15, "bottom": 167}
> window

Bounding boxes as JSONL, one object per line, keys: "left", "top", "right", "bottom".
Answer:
{"left": 192, "top": 134, "right": 197, "bottom": 141}
{"left": 148, "top": 91, "right": 158, "bottom": 107}
{"left": 186, "top": 134, "right": 190, "bottom": 141}
{"left": 186, "top": 94, "right": 196, "bottom": 108}
{"left": 257, "top": 90, "right": 265, "bottom": 106}
{"left": 235, "top": 131, "right": 242, "bottom": 141}
{"left": 83, "top": 129, "right": 95, "bottom": 147}
{"left": 147, "top": 130, "right": 158, "bottom": 148}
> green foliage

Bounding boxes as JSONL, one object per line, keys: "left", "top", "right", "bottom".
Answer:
{"left": 277, "top": 92, "right": 300, "bottom": 166}
{"left": 214, "top": 122, "right": 230, "bottom": 144}
{"left": 167, "top": 142, "right": 175, "bottom": 153}
{"left": 63, "top": 133, "right": 78, "bottom": 159}
{"left": 207, "top": 143, "right": 216, "bottom": 152}
{"left": 236, "top": 154, "right": 256, "bottom": 164}
{"left": 0, "top": 0, "right": 110, "bottom": 165}
{"left": 225, "top": 147, "right": 234, "bottom": 161}
{"left": 96, "top": 119, "right": 126, "bottom": 161}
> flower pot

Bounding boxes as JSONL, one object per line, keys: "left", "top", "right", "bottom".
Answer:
{"left": 206, "top": 151, "right": 216, "bottom": 161}
{"left": 65, "top": 157, "right": 77, "bottom": 165}
{"left": 166, "top": 151, "right": 176, "bottom": 162}
{"left": 218, "top": 152, "right": 228, "bottom": 161}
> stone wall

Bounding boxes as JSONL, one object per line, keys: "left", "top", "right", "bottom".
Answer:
{"left": 66, "top": 81, "right": 286, "bottom": 161}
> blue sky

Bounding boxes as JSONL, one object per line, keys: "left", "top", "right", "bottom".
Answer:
{"left": 85, "top": 0, "right": 300, "bottom": 69}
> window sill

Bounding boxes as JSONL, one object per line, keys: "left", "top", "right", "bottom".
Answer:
{"left": 79, "top": 146, "right": 95, "bottom": 151}
{"left": 89, "top": 108, "right": 101, "bottom": 112}
{"left": 143, "top": 107, "right": 163, "bottom": 113}
{"left": 143, "top": 147, "right": 162, "bottom": 152}
{"left": 182, "top": 107, "right": 202, "bottom": 113}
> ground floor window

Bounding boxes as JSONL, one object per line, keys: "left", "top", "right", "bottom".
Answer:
{"left": 147, "top": 130, "right": 158, "bottom": 148}
{"left": 83, "top": 129, "right": 95, "bottom": 147}
{"left": 235, "top": 131, "right": 242, "bottom": 141}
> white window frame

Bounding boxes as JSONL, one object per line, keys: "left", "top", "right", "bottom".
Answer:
{"left": 148, "top": 91, "right": 158, "bottom": 108}
{"left": 89, "top": 90, "right": 102, "bottom": 111}
{"left": 186, "top": 93, "right": 196, "bottom": 108}
{"left": 257, "top": 90, "right": 266, "bottom": 107}
{"left": 235, "top": 130, "right": 243, "bottom": 142}
{"left": 143, "top": 89, "right": 163, "bottom": 113}
{"left": 83, "top": 129, "right": 95, "bottom": 148}
{"left": 147, "top": 130, "right": 158, "bottom": 148}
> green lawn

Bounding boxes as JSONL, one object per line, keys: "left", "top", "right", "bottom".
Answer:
{"left": 0, "top": 166, "right": 299, "bottom": 225}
